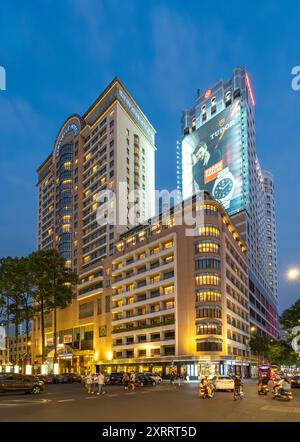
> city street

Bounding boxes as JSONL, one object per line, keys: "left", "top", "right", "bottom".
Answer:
{"left": 0, "top": 380, "right": 300, "bottom": 422}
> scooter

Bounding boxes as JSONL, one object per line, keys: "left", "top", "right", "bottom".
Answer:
{"left": 257, "top": 384, "right": 269, "bottom": 395}
{"left": 199, "top": 384, "right": 215, "bottom": 399}
{"left": 272, "top": 388, "right": 293, "bottom": 401}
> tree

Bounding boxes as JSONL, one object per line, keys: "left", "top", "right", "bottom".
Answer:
{"left": 0, "top": 257, "right": 25, "bottom": 365}
{"left": 0, "top": 257, "right": 14, "bottom": 364}
{"left": 249, "top": 334, "right": 270, "bottom": 363}
{"left": 18, "top": 258, "right": 35, "bottom": 365}
{"left": 268, "top": 340, "right": 299, "bottom": 366}
{"left": 28, "top": 249, "right": 78, "bottom": 363}
{"left": 281, "top": 300, "right": 300, "bottom": 331}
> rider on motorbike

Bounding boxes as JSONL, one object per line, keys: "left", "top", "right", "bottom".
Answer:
{"left": 257, "top": 376, "right": 269, "bottom": 393}
{"left": 274, "top": 377, "right": 291, "bottom": 396}
{"left": 200, "top": 376, "right": 214, "bottom": 398}
{"left": 234, "top": 374, "right": 243, "bottom": 396}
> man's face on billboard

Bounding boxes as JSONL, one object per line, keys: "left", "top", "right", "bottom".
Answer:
{"left": 194, "top": 143, "right": 210, "bottom": 165}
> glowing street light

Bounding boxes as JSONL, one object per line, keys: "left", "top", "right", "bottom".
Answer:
{"left": 287, "top": 267, "right": 300, "bottom": 281}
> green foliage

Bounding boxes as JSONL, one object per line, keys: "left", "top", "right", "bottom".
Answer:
{"left": 0, "top": 250, "right": 78, "bottom": 363}
{"left": 280, "top": 300, "right": 300, "bottom": 331}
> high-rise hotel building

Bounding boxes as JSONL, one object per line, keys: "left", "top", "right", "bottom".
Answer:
{"left": 34, "top": 78, "right": 156, "bottom": 366}
{"left": 180, "top": 67, "right": 278, "bottom": 340}
{"left": 37, "top": 77, "right": 155, "bottom": 266}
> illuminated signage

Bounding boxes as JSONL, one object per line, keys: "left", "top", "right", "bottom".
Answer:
{"left": 118, "top": 89, "right": 154, "bottom": 143}
{"left": 245, "top": 73, "right": 255, "bottom": 107}
{"left": 204, "top": 89, "right": 212, "bottom": 99}
{"left": 56, "top": 123, "right": 79, "bottom": 157}
{"left": 182, "top": 100, "right": 248, "bottom": 215}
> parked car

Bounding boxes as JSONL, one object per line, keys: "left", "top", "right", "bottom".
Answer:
{"left": 143, "top": 372, "right": 162, "bottom": 385}
{"left": 36, "top": 374, "right": 58, "bottom": 384}
{"left": 136, "top": 373, "right": 155, "bottom": 386}
{"left": 109, "top": 372, "right": 125, "bottom": 385}
{"left": 215, "top": 375, "right": 235, "bottom": 391}
{"left": 290, "top": 376, "right": 300, "bottom": 388}
{"left": 0, "top": 373, "right": 44, "bottom": 395}
{"left": 57, "top": 373, "right": 82, "bottom": 383}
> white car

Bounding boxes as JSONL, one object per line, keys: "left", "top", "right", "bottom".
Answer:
{"left": 215, "top": 375, "right": 235, "bottom": 391}
{"left": 148, "top": 373, "right": 162, "bottom": 384}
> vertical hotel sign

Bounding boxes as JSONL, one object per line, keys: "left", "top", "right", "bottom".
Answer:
{"left": 0, "top": 325, "right": 5, "bottom": 350}
{"left": 118, "top": 89, "right": 154, "bottom": 144}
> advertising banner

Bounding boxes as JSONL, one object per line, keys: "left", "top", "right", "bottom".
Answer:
{"left": 182, "top": 100, "right": 247, "bottom": 215}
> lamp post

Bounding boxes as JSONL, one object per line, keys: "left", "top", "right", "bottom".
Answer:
{"left": 287, "top": 267, "right": 300, "bottom": 281}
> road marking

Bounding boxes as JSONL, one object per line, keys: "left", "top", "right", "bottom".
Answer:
{"left": 84, "top": 396, "right": 98, "bottom": 399}
{"left": 0, "top": 398, "right": 50, "bottom": 407}
{"left": 58, "top": 399, "right": 74, "bottom": 403}
{"left": 107, "top": 394, "right": 118, "bottom": 397}
{"left": 261, "top": 405, "right": 300, "bottom": 414}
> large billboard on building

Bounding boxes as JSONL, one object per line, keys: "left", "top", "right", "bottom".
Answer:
{"left": 182, "top": 100, "right": 247, "bottom": 215}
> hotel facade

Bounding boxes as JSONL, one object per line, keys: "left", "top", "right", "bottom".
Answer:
{"left": 33, "top": 77, "right": 252, "bottom": 377}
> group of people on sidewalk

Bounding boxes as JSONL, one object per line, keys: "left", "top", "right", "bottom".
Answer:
{"left": 122, "top": 372, "right": 136, "bottom": 390}
{"left": 85, "top": 372, "right": 106, "bottom": 395}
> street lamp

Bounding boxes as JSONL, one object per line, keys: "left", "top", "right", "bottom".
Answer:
{"left": 287, "top": 267, "right": 300, "bottom": 281}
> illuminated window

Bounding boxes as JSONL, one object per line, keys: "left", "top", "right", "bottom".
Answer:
{"left": 83, "top": 255, "right": 90, "bottom": 264}
{"left": 195, "top": 274, "right": 220, "bottom": 287}
{"left": 163, "top": 285, "right": 174, "bottom": 295}
{"left": 195, "top": 241, "right": 219, "bottom": 254}
{"left": 64, "top": 162, "right": 71, "bottom": 169}
{"left": 150, "top": 274, "right": 160, "bottom": 284}
{"left": 198, "top": 226, "right": 220, "bottom": 238}
{"left": 138, "top": 252, "right": 146, "bottom": 260}
{"left": 196, "top": 290, "right": 221, "bottom": 302}
{"left": 163, "top": 240, "right": 174, "bottom": 249}
{"left": 196, "top": 323, "right": 222, "bottom": 335}
{"left": 150, "top": 247, "right": 160, "bottom": 255}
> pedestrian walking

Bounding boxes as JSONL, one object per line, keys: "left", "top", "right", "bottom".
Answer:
{"left": 177, "top": 373, "right": 183, "bottom": 387}
{"left": 92, "top": 373, "right": 98, "bottom": 394}
{"left": 97, "top": 372, "right": 106, "bottom": 395}
{"left": 86, "top": 373, "right": 93, "bottom": 394}
{"left": 170, "top": 371, "right": 175, "bottom": 385}
{"left": 129, "top": 372, "right": 136, "bottom": 390}
{"left": 123, "top": 372, "right": 130, "bottom": 390}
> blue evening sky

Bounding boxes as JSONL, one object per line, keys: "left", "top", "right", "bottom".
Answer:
{"left": 0, "top": 0, "right": 299, "bottom": 311}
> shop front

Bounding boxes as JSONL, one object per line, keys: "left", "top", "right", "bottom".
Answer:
{"left": 46, "top": 344, "right": 94, "bottom": 374}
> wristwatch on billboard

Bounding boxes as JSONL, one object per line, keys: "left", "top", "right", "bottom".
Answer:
{"left": 212, "top": 167, "right": 235, "bottom": 209}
